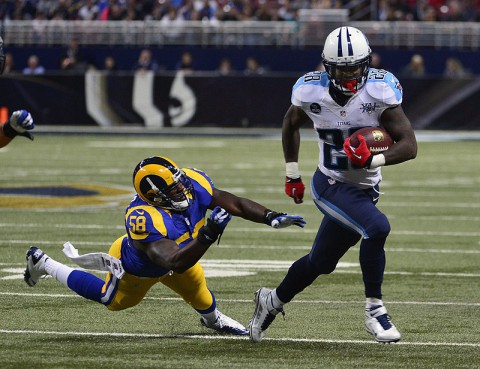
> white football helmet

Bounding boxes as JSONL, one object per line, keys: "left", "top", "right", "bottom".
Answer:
{"left": 322, "top": 26, "right": 372, "bottom": 96}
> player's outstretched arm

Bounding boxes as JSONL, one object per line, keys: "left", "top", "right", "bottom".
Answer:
{"left": 210, "top": 188, "right": 306, "bottom": 228}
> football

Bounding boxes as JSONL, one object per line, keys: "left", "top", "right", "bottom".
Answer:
{"left": 349, "top": 127, "right": 394, "bottom": 154}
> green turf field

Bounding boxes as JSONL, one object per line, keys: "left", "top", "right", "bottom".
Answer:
{"left": 1, "top": 133, "right": 479, "bottom": 369}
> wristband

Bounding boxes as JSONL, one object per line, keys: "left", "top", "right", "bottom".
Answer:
{"left": 286, "top": 162, "right": 300, "bottom": 179}
{"left": 197, "top": 219, "right": 221, "bottom": 245}
{"left": 369, "top": 154, "right": 386, "bottom": 169}
{"left": 263, "top": 209, "right": 286, "bottom": 226}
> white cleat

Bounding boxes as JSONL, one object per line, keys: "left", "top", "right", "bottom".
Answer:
{"left": 24, "top": 246, "right": 48, "bottom": 287}
{"left": 365, "top": 304, "right": 401, "bottom": 343}
{"left": 248, "top": 287, "right": 284, "bottom": 343}
{"left": 200, "top": 311, "right": 248, "bottom": 335}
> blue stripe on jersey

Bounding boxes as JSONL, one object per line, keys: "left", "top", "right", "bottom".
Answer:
{"left": 310, "top": 180, "right": 369, "bottom": 238}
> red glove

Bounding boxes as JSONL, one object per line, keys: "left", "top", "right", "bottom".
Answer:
{"left": 285, "top": 177, "right": 305, "bottom": 204}
{"left": 343, "top": 135, "right": 373, "bottom": 168}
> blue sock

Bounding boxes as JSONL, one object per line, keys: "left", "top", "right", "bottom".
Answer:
{"left": 67, "top": 270, "right": 105, "bottom": 303}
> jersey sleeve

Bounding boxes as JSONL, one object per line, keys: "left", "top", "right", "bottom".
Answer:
{"left": 291, "top": 71, "right": 330, "bottom": 107}
{"left": 366, "top": 69, "right": 403, "bottom": 106}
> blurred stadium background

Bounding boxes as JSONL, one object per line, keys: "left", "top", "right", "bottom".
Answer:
{"left": 1, "top": 0, "right": 480, "bottom": 130}
{"left": 2, "top": 3, "right": 480, "bottom": 368}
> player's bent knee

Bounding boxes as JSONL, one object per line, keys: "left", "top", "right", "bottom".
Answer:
{"left": 365, "top": 214, "right": 390, "bottom": 238}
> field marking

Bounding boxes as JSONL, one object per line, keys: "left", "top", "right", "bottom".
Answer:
{"left": 2, "top": 224, "right": 480, "bottom": 238}
{"left": 2, "top": 241, "right": 480, "bottom": 255}
{"left": 3, "top": 256, "right": 480, "bottom": 281}
{"left": 2, "top": 292, "right": 480, "bottom": 308}
{"left": 1, "top": 329, "right": 479, "bottom": 348}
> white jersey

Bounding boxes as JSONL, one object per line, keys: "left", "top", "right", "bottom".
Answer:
{"left": 291, "top": 68, "right": 403, "bottom": 188}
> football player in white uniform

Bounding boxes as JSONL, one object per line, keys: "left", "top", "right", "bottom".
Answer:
{"left": 249, "top": 26, "right": 417, "bottom": 343}
{"left": 0, "top": 36, "right": 35, "bottom": 148}
{"left": 24, "top": 156, "right": 305, "bottom": 336}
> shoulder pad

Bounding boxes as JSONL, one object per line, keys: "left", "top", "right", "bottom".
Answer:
{"left": 292, "top": 71, "right": 329, "bottom": 106}
{"left": 184, "top": 167, "right": 214, "bottom": 195}
{"left": 365, "top": 69, "right": 403, "bottom": 105}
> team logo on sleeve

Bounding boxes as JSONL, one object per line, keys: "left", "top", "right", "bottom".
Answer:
{"left": 395, "top": 81, "right": 403, "bottom": 93}
{"left": 310, "top": 103, "right": 321, "bottom": 114}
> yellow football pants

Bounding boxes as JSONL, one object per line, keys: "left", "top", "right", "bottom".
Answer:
{"left": 102, "top": 236, "right": 213, "bottom": 312}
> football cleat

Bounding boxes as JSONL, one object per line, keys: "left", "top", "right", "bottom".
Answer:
{"left": 24, "top": 246, "right": 49, "bottom": 287}
{"left": 248, "top": 287, "right": 284, "bottom": 343}
{"left": 200, "top": 311, "right": 248, "bottom": 335}
{"left": 365, "top": 304, "right": 401, "bottom": 343}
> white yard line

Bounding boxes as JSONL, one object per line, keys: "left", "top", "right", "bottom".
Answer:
{"left": 0, "top": 329, "right": 479, "bottom": 347}
{"left": 2, "top": 292, "right": 480, "bottom": 307}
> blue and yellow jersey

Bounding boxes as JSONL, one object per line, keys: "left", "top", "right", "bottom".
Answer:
{"left": 120, "top": 168, "right": 214, "bottom": 277}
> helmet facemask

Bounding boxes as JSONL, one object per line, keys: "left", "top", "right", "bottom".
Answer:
{"left": 144, "top": 170, "right": 193, "bottom": 211}
{"left": 323, "top": 55, "right": 371, "bottom": 96}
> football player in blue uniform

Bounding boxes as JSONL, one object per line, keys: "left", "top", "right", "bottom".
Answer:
{"left": 24, "top": 156, "right": 305, "bottom": 335}
{"left": 249, "top": 26, "right": 417, "bottom": 343}
{"left": 0, "top": 36, "right": 35, "bottom": 148}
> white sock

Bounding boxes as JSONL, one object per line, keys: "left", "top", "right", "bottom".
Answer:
{"left": 366, "top": 297, "right": 383, "bottom": 308}
{"left": 44, "top": 258, "right": 75, "bottom": 288}
{"left": 268, "top": 289, "right": 285, "bottom": 312}
{"left": 201, "top": 308, "right": 218, "bottom": 324}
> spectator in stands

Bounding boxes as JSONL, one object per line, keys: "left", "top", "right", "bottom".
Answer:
{"left": 23, "top": 54, "right": 45, "bottom": 75}
{"left": 176, "top": 51, "right": 195, "bottom": 72}
{"left": 400, "top": 54, "right": 426, "bottom": 77}
{"left": 277, "top": 0, "right": 297, "bottom": 21}
{"left": 315, "top": 61, "right": 325, "bottom": 73}
{"left": 443, "top": 57, "right": 470, "bottom": 78}
{"left": 100, "top": 0, "right": 126, "bottom": 21}
{"left": 198, "top": 0, "right": 217, "bottom": 20}
{"left": 3, "top": 52, "right": 16, "bottom": 74}
{"left": 103, "top": 55, "right": 118, "bottom": 72}
{"left": 78, "top": 0, "right": 100, "bottom": 20}
{"left": 370, "top": 52, "right": 383, "bottom": 69}
{"left": 60, "top": 37, "right": 87, "bottom": 72}
{"left": 244, "top": 56, "right": 266, "bottom": 75}
{"left": 217, "top": 57, "right": 234, "bottom": 76}
{"left": 132, "top": 49, "right": 159, "bottom": 72}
